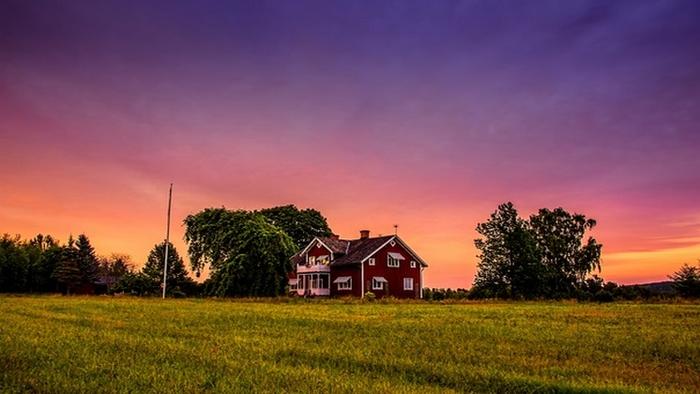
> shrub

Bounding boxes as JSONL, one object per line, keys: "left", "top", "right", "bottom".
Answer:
{"left": 594, "top": 290, "right": 614, "bottom": 303}
{"left": 363, "top": 291, "right": 376, "bottom": 301}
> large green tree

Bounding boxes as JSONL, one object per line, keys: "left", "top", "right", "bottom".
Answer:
{"left": 0, "top": 234, "right": 29, "bottom": 292}
{"left": 142, "top": 241, "right": 195, "bottom": 295}
{"left": 184, "top": 208, "right": 252, "bottom": 276}
{"left": 473, "top": 203, "right": 543, "bottom": 299}
{"left": 472, "top": 203, "right": 603, "bottom": 299}
{"left": 529, "top": 208, "right": 602, "bottom": 296}
{"left": 26, "top": 234, "right": 61, "bottom": 292}
{"left": 259, "top": 205, "right": 332, "bottom": 249}
{"left": 184, "top": 208, "right": 297, "bottom": 296}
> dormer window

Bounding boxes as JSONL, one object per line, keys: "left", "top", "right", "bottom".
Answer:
{"left": 308, "top": 255, "right": 316, "bottom": 265}
{"left": 317, "top": 255, "right": 330, "bottom": 265}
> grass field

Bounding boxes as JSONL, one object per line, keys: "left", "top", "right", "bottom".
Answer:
{"left": 0, "top": 296, "right": 698, "bottom": 393}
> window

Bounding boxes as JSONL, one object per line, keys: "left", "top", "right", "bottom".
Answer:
{"left": 372, "top": 277, "right": 387, "bottom": 290}
{"left": 334, "top": 276, "right": 352, "bottom": 290}
{"left": 387, "top": 254, "right": 401, "bottom": 268}
{"left": 410, "top": 260, "right": 416, "bottom": 268}
{"left": 317, "top": 255, "right": 330, "bottom": 265}
{"left": 403, "top": 278, "right": 413, "bottom": 291}
{"left": 308, "top": 255, "right": 316, "bottom": 265}
{"left": 368, "top": 258, "right": 375, "bottom": 266}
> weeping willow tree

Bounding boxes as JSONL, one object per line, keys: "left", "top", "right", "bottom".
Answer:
{"left": 184, "top": 208, "right": 296, "bottom": 297}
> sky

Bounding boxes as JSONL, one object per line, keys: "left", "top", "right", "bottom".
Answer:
{"left": 1, "top": 0, "right": 699, "bottom": 288}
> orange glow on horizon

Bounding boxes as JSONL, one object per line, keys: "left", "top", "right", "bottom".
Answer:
{"left": 2, "top": 170, "right": 697, "bottom": 288}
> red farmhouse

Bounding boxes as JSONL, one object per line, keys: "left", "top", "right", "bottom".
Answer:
{"left": 289, "top": 230, "right": 428, "bottom": 299}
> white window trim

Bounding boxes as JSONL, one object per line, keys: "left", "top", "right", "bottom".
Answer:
{"left": 368, "top": 258, "right": 375, "bottom": 266}
{"left": 387, "top": 253, "right": 400, "bottom": 268}
{"left": 372, "top": 278, "right": 384, "bottom": 290}
{"left": 403, "top": 278, "right": 414, "bottom": 291}
{"left": 337, "top": 278, "right": 352, "bottom": 290}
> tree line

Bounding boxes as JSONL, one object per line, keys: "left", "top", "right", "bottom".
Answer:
{"left": 2, "top": 202, "right": 698, "bottom": 299}
{"left": 0, "top": 205, "right": 331, "bottom": 297}
{"left": 0, "top": 233, "right": 195, "bottom": 296}
{"left": 469, "top": 202, "right": 700, "bottom": 300}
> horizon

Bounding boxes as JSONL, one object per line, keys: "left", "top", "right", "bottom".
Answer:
{"left": 2, "top": 0, "right": 700, "bottom": 288}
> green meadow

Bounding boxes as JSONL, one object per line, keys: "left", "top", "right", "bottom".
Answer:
{"left": 0, "top": 296, "right": 698, "bottom": 393}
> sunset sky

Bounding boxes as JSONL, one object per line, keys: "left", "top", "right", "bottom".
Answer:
{"left": 1, "top": 1, "right": 699, "bottom": 288}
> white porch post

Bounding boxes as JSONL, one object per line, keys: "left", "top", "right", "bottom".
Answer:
{"left": 420, "top": 267, "right": 424, "bottom": 299}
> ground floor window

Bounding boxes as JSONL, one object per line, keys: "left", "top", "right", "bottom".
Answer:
{"left": 372, "top": 277, "right": 387, "bottom": 290}
{"left": 334, "top": 276, "right": 352, "bottom": 290}
{"left": 403, "top": 278, "right": 413, "bottom": 291}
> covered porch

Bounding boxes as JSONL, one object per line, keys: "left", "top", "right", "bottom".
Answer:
{"left": 290, "top": 272, "right": 330, "bottom": 296}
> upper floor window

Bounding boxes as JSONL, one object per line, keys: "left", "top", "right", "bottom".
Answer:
{"left": 308, "top": 255, "right": 316, "bottom": 265}
{"left": 317, "top": 255, "right": 330, "bottom": 265}
{"left": 387, "top": 252, "right": 402, "bottom": 267}
{"left": 368, "top": 258, "right": 375, "bottom": 266}
{"left": 410, "top": 260, "right": 416, "bottom": 268}
{"left": 403, "top": 278, "right": 414, "bottom": 291}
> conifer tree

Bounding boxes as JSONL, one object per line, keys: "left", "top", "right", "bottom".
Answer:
{"left": 142, "top": 241, "right": 194, "bottom": 295}
{"left": 75, "top": 234, "right": 99, "bottom": 285}
{"left": 52, "top": 239, "right": 82, "bottom": 295}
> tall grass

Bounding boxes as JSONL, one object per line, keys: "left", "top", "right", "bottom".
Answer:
{"left": 0, "top": 296, "right": 698, "bottom": 393}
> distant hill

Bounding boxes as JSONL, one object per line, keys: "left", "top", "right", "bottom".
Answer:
{"left": 623, "top": 281, "right": 677, "bottom": 296}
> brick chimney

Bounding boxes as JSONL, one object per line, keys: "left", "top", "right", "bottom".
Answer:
{"left": 360, "top": 230, "right": 370, "bottom": 239}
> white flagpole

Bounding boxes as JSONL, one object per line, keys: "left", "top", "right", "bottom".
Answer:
{"left": 162, "top": 183, "right": 173, "bottom": 299}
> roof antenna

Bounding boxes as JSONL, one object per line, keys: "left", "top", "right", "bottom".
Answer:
{"left": 393, "top": 224, "right": 398, "bottom": 235}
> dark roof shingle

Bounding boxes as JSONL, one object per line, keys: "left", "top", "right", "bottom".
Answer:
{"left": 332, "top": 236, "right": 393, "bottom": 266}
{"left": 316, "top": 236, "right": 349, "bottom": 254}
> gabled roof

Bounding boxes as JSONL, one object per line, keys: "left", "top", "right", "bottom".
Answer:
{"left": 318, "top": 236, "right": 348, "bottom": 254}
{"left": 291, "top": 234, "right": 428, "bottom": 267}
{"left": 332, "top": 236, "right": 393, "bottom": 266}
